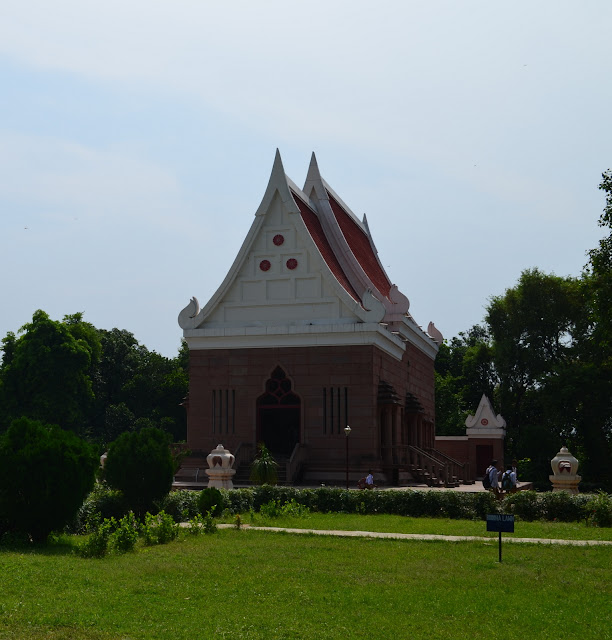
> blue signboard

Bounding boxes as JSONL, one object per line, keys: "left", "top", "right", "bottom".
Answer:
{"left": 486, "top": 514, "right": 515, "bottom": 533}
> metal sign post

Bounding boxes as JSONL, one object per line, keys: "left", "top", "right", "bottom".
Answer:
{"left": 486, "top": 514, "right": 515, "bottom": 562}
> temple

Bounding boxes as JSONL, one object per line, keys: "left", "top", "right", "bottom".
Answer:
{"left": 178, "top": 151, "right": 476, "bottom": 486}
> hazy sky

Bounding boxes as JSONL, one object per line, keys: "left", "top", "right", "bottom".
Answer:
{"left": 2, "top": 1, "right": 611, "bottom": 358}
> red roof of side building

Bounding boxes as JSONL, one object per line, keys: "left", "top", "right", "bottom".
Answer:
{"left": 327, "top": 192, "right": 392, "bottom": 299}
{"left": 291, "top": 190, "right": 361, "bottom": 303}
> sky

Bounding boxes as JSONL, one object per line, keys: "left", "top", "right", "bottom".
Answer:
{"left": 1, "top": 1, "right": 611, "bottom": 358}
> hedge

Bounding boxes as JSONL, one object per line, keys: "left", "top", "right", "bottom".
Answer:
{"left": 71, "top": 485, "right": 612, "bottom": 529}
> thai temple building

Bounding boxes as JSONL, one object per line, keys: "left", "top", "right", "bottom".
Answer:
{"left": 178, "top": 151, "right": 487, "bottom": 486}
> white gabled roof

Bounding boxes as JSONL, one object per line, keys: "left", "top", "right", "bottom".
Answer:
{"left": 178, "top": 150, "right": 438, "bottom": 360}
{"left": 465, "top": 394, "right": 506, "bottom": 438}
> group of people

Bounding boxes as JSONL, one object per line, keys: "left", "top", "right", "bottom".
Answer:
{"left": 485, "top": 459, "right": 519, "bottom": 496}
{"left": 357, "top": 463, "right": 519, "bottom": 493}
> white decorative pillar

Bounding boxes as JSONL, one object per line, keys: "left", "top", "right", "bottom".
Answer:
{"left": 550, "top": 446, "right": 581, "bottom": 494}
{"left": 205, "top": 444, "right": 236, "bottom": 489}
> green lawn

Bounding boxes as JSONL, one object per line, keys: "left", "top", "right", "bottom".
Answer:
{"left": 1, "top": 522, "right": 611, "bottom": 640}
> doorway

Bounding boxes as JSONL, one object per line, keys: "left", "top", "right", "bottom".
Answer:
{"left": 476, "top": 445, "right": 494, "bottom": 477}
{"left": 256, "top": 367, "right": 301, "bottom": 456}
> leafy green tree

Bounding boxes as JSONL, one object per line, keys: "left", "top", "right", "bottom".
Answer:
{"left": 91, "top": 329, "right": 187, "bottom": 443}
{"left": 486, "top": 269, "right": 584, "bottom": 456}
{"left": 0, "top": 310, "right": 94, "bottom": 435}
{"left": 575, "top": 170, "right": 612, "bottom": 487}
{"left": 0, "top": 417, "right": 98, "bottom": 542}
{"left": 435, "top": 326, "right": 496, "bottom": 435}
{"left": 104, "top": 427, "right": 174, "bottom": 516}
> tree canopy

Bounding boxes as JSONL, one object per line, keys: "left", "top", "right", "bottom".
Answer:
{"left": 435, "top": 171, "right": 612, "bottom": 490}
{"left": 0, "top": 313, "right": 188, "bottom": 444}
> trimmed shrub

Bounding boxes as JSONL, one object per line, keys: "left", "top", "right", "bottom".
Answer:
{"left": 222, "top": 488, "right": 254, "bottom": 514}
{"left": 157, "top": 490, "right": 200, "bottom": 522}
{"left": 585, "top": 491, "right": 612, "bottom": 527}
{"left": 197, "top": 487, "right": 225, "bottom": 517}
{"left": 104, "top": 427, "right": 174, "bottom": 517}
{"left": 503, "top": 490, "right": 541, "bottom": 521}
{"left": 71, "top": 483, "right": 127, "bottom": 533}
{"left": 539, "top": 491, "right": 589, "bottom": 522}
{"left": 0, "top": 417, "right": 98, "bottom": 542}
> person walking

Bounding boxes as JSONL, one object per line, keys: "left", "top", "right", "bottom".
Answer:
{"left": 486, "top": 460, "right": 500, "bottom": 497}
{"left": 501, "top": 464, "right": 518, "bottom": 494}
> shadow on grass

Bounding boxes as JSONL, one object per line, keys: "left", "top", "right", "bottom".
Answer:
{"left": 0, "top": 532, "right": 79, "bottom": 556}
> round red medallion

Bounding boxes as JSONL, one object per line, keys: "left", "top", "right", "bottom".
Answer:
{"left": 273, "top": 234, "right": 284, "bottom": 246}
{"left": 286, "top": 258, "right": 298, "bottom": 270}
{"left": 259, "top": 260, "right": 271, "bottom": 272}
{"left": 481, "top": 418, "right": 488, "bottom": 426}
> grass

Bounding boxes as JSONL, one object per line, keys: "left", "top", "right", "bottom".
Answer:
{"left": 1, "top": 519, "right": 611, "bottom": 640}
{"left": 225, "top": 511, "right": 612, "bottom": 541}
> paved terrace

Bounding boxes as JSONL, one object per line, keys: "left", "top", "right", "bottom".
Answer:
{"left": 173, "top": 481, "right": 534, "bottom": 493}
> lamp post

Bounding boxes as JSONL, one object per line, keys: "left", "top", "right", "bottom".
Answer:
{"left": 344, "top": 425, "right": 352, "bottom": 489}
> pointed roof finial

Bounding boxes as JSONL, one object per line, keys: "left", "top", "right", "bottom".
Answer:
{"left": 305, "top": 151, "right": 322, "bottom": 187}
{"left": 272, "top": 148, "right": 285, "bottom": 174}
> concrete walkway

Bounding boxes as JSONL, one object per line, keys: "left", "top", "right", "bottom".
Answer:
{"left": 215, "top": 524, "right": 612, "bottom": 546}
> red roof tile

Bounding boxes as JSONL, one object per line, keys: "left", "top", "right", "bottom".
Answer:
{"left": 327, "top": 192, "right": 391, "bottom": 298}
{"left": 291, "top": 191, "right": 361, "bottom": 303}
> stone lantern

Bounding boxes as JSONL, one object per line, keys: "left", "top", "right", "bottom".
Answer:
{"left": 205, "top": 444, "right": 236, "bottom": 489}
{"left": 549, "top": 446, "right": 581, "bottom": 494}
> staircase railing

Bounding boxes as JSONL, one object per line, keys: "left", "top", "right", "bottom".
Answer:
{"left": 286, "top": 443, "right": 307, "bottom": 485}
{"left": 233, "top": 442, "right": 255, "bottom": 471}
{"left": 407, "top": 445, "right": 450, "bottom": 486}
{"left": 426, "top": 448, "right": 471, "bottom": 484}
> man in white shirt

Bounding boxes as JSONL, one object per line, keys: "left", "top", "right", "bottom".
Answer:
{"left": 487, "top": 460, "right": 500, "bottom": 495}
{"left": 365, "top": 471, "right": 374, "bottom": 489}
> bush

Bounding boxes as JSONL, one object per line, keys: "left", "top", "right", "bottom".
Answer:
{"left": 539, "top": 491, "right": 589, "bottom": 522}
{"left": 157, "top": 490, "right": 200, "bottom": 522}
{"left": 255, "top": 498, "right": 310, "bottom": 521}
{"left": 223, "top": 488, "right": 254, "bottom": 514}
{"left": 78, "top": 518, "right": 114, "bottom": 558}
{"left": 108, "top": 512, "right": 139, "bottom": 553}
{"left": 71, "top": 483, "right": 127, "bottom": 534}
{"left": 586, "top": 491, "right": 612, "bottom": 527}
{"left": 197, "top": 487, "right": 224, "bottom": 517}
{"left": 141, "top": 511, "right": 179, "bottom": 545}
{"left": 104, "top": 427, "right": 174, "bottom": 517}
{"left": 503, "top": 491, "right": 541, "bottom": 521}
{"left": 0, "top": 417, "right": 98, "bottom": 542}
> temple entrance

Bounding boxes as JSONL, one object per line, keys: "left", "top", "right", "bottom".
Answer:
{"left": 476, "top": 445, "right": 493, "bottom": 477}
{"left": 256, "top": 367, "right": 300, "bottom": 455}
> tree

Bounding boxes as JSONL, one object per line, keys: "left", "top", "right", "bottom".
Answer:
{"left": 0, "top": 310, "right": 94, "bottom": 435}
{"left": 90, "top": 329, "right": 187, "bottom": 444}
{"left": 486, "top": 269, "right": 584, "bottom": 455}
{"left": 0, "top": 417, "right": 98, "bottom": 542}
{"left": 435, "top": 325, "right": 496, "bottom": 435}
{"left": 575, "top": 170, "right": 612, "bottom": 486}
{"left": 104, "top": 427, "right": 174, "bottom": 516}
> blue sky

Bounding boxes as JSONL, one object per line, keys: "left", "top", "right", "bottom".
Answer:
{"left": 1, "top": 1, "right": 611, "bottom": 357}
